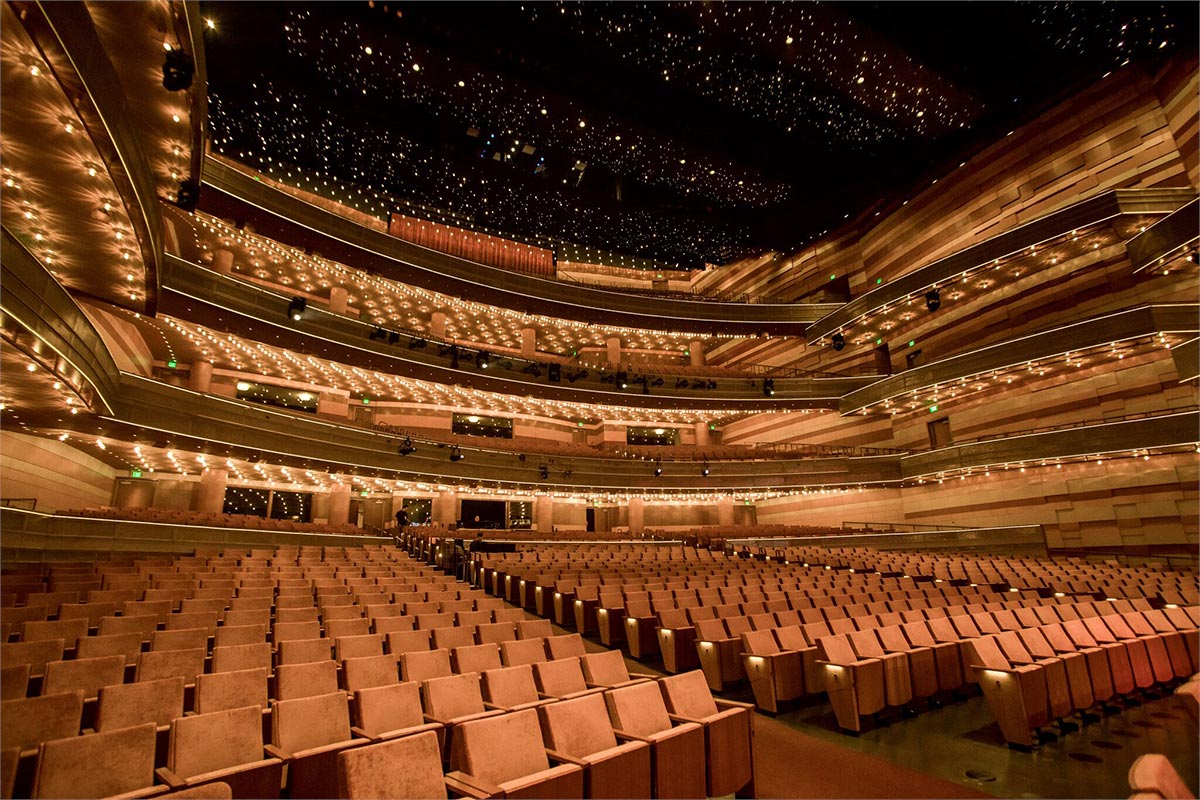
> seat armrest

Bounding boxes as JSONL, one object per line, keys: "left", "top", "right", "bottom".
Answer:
{"left": 444, "top": 771, "right": 499, "bottom": 799}
{"left": 263, "top": 743, "right": 292, "bottom": 762}
{"left": 350, "top": 726, "right": 375, "bottom": 740}
{"left": 424, "top": 713, "right": 450, "bottom": 726}
{"left": 482, "top": 701, "right": 504, "bottom": 711}
{"left": 545, "top": 748, "right": 589, "bottom": 768}
{"left": 612, "top": 729, "right": 651, "bottom": 744}
{"left": 154, "top": 767, "right": 186, "bottom": 790}
{"left": 816, "top": 657, "right": 877, "bottom": 669}
{"left": 968, "top": 663, "right": 1023, "bottom": 675}
{"left": 667, "top": 712, "right": 705, "bottom": 726}
{"left": 713, "top": 697, "right": 755, "bottom": 712}
{"left": 628, "top": 671, "right": 658, "bottom": 682}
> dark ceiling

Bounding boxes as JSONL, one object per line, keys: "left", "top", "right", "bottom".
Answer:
{"left": 201, "top": 1, "right": 1196, "bottom": 268}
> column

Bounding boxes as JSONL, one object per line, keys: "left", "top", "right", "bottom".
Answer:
{"left": 606, "top": 336, "right": 622, "bottom": 368}
{"left": 689, "top": 340, "right": 706, "bottom": 367}
{"left": 717, "top": 498, "right": 735, "bottom": 527}
{"left": 328, "top": 286, "right": 348, "bottom": 315}
{"left": 628, "top": 497, "right": 645, "bottom": 535}
{"left": 328, "top": 484, "right": 352, "bottom": 525}
{"left": 433, "top": 489, "right": 458, "bottom": 527}
{"left": 694, "top": 421, "right": 711, "bottom": 447}
{"left": 194, "top": 468, "right": 227, "bottom": 514}
{"left": 188, "top": 360, "right": 213, "bottom": 393}
{"left": 535, "top": 496, "right": 554, "bottom": 533}
{"left": 212, "top": 249, "right": 233, "bottom": 275}
{"left": 521, "top": 327, "right": 538, "bottom": 359}
{"left": 430, "top": 312, "right": 447, "bottom": 340}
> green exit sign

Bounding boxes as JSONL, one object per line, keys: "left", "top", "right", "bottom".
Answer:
{"left": 167, "top": 360, "right": 177, "bottom": 369}
{"left": 131, "top": 470, "right": 143, "bottom": 478}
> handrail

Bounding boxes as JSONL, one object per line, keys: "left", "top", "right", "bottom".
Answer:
{"left": 840, "top": 304, "right": 1200, "bottom": 413}
{"left": 1048, "top": 547, "right": 1199, "bottom": 569}
{"left": 1, "top": 227, "right": 121, "bottom": 414}
{"left": 946, "top": 408, "right": 1200, "bottom": 447}
{"left": 807, "top": 188, "right": 1197, "bottom": 342}
{"left": 199, "top": 156, "right": 834, "bottom": 335}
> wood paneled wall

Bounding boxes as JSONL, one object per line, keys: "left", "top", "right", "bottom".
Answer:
{"left": 0, "top": 431, "right": 116, "bottom": 512}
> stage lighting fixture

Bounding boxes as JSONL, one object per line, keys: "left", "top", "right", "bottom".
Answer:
{"left": 925, "top": 288, "right": 941, "bottom": 311}
{"left": 547, "top": 364, "right": 561, "bottom": 382}
{"left": 831, "top": 333, "right": 845, "bottom": 351}
{"left": 477, "top": 351, "right": 490, "bottom": 370}
{"left": 653, "top": 466, "right": 663, "bottom": 477}
{"left": 539, "top": 465, "right": 549, "bottom": 480}
{"left": 762, "top": 378, "right": 775, "bottom": 397}
{"left": 449, "top": 447, "right": 464, "bottom": 462}
{"left": 287, "top": 297, "right": 307, "bottom": 321}
{"left": 408, "top": 337, "right": 427, "bottom": 349}
{"left": 616, "top": 371, "right": 628, "bottom": 389}
{"left": 388, "top": 331, "right": 400, "bottom": 345}
{"left": 701, "top": 463, "right": 710, "bottom": 477}
{"left": 397, "top": 438, "right": 416, "bottom": 456}
{"left": 175, "top": 179, "right": 199, "bottom": 211}
{"left": 162, "top": 49, "right": 195, "bottom": 91}
{"left": 369, "top": 327, "right": 387, "bottom": 341}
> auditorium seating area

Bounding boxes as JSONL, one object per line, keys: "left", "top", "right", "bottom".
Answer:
{"left": 0, "top": 544, "right": 755, "bottom": 799}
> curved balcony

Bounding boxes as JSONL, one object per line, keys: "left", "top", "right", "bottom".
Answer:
{"left": 160, "top": 254, "right": 876, "bottom": 410}
{"left": 900, "top": 412, "right": 1200, "bottom": 478}
{"left": 1126, "top": 197, "right": 1200, "bottom": 275}
{"left": 806, "top": 188, "right": 1196, "bottom": 344}
{"left": 16, "top": 1, "right": 165, "bottom": 314}
{"left": 198, "top": 157, "right": 839, "bottom": 336}
{"left": 103, "top": 374, "right": 903, "bottom": 491}
{"left": 839, "top": 304, "right": 1200, "bottom": 414}
{"left": 1, "top": 228, "right": 121, "bottom": 413}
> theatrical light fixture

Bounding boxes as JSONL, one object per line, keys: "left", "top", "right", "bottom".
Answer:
{"left": 925, "top": 288, "right": 941, "bottom": 312}
{"left": 162, "top": 49, "right": 195, "bottom": 91}
{"left": 387, "top": 331, "right": 400, "bottom": 346}
{"left": 831, "top": 333, "right": 846, "bottom": 351}
{"left": 701, "top": 463, "right": 710, "bottom": 477}
{"left": 547, "top": 363, "right": 561, "bottom": 382}
{"left": 762, "top": 378, "right": 775, "bottom": 397}
{"left": 477, "top": 351, "right": 490, "bottom": 370}
{"left": 408, "top": 337, "right": 427, "bottom": 349}
{"left": 449, "top": 446, "right": 464, "bottom": 462}
{"left": 616, "top": 371, "right": 629, "bottom": 389}
{"left": 539, "top": 465, "right": 549, "bottom": 479}
{"left": 653, "top": 466, "right": 663, "bottom": 477}
{"left": 397, "top": 438, "right": 416, "bottom": 456}
{"left": 287, "top": 297, "right": 307, "bottom": 321}
{"left": 369, "top": 327, "right": 387, "bottom": 341}
{"left": 175, "top": 179, "right": 199, "bottom": 212}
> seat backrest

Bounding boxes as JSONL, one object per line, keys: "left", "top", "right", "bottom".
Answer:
{"left": 693, "top": 618, "right": 728, "bottom": 641}
{"left": 135, "top": 648, "right": 206, "bottom": 685}
{"left": 431, "top": 627, "right": 475, "bottom": 652}
{"left": 99, "top": 615, "right": 157, "bottom": 640}
{"left": 659, "top": 670, "right": 719, "bottom": 719}
{"left": 816, "top": 633, "right": 861, "bottom": 665}
{"left": 1, "top": 691, "right": 84, "bottom": 752}
{"left": 579, "top": 650, "right": 632, "bottom": 687}
{"left": 387, "top": 630, "right": 432, "bottom": 657}
{"left": 275, "top": 660, "right": 338, "bottom": 700}
{"left": 538, "top": 691, "right": 618, "bottom": 758}
{"left": 344, "top": 654, "right": 400, "bottom": 692}
{"left": 423, "top": 673, "right": 486, "bottom": 721}
{"left": 773, "top": 625, "right": 809, "bottom": 652}
{"left": 901, "top": 621, "right": 936, "bottom": 647}
{"left": 195, "top": 667, "right": 269, "bottom": 714}
{"left": 335, "top": 633, "right": 385, "bottom": 662}
{"left": 401, "top": 649, "right": 453, "bottom": 683}
{"left": 450, "top": 708, "right": 550, "bottom": 787}
{"left": 32, "top": 721, "right": 157, "bottom": 799}
{"left": 326, "top": 618, "right": 372, "bottom": 640}
{"left": 847, "top": 630, "right": 886, "bottom": 659}
{"left": 42, "top": 655, "right": 125, "bottom": 699}
{"left": 353, "top": 681, "right": 426, "bottom": 736}
{"left": 501, "top": 638, "right": 548, "bottom": 667}
{"left": 603, "top": 680, "right": 673, "bottom": 738}
{"left": 454, "top": 643, "right": 503, "bottom": 675}
{"left": 516, "top": 619, "right": 554, "bottom": 640}
{"left": 274, "top": 691, "right": 352, "bottom": 754}
{"left": 545, "top": 634, "right": 586, "bottom": 661}
{"left": 96, "top": 677, "right": 184, "bottom": 731}
{"left": 740, "top": 628, "right": 780, "bottom": 656}
{"left": 967, "top": 636, "right": 1012, "bottom": 670}
{"left": 211, "top": 642, "right": 271, "bottom": 673}
{"left": 416, "top": 613, "right": 455, "bottom": 631}
{"left": 532, "top": 658, "right": 589, "bottom": 698}
{"left": 273, "top": 620, "right": 322, "bottom": 643}
{"left": 481, "top": 664, "right": 540, "bottom": 709}
{"left": 336, "top": 730, "right": 447, "bottom": 800}
{"left": 658, "top": 608, "right": 691, "bottom": 628}
{"left": 214, "top": 624, "right": 269, "bottom": 647}
{"left": 169, "top": 705, "right": 264, "bottom": 779}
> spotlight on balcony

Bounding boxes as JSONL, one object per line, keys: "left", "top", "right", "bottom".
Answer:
{"left": 701, "top": 463, "right": 710, "bottom": 477}
{"left": 616, "top": 371, "right": 628, "bottom": 390}
{"left": 477, "top": 351, "right": 490, "bottom": 370}
{"left": 449, "top": 446, "right": 464, "bottom": 462}
{"left": 925, "top": 288, "right": 941, "bottom": 312}
{"left": 369, "top": 327, "right": 387, "bottom": 341}
{"left": 762, "top": 378, "right": 775, "bottom": 397}
{"left": 287, "top": 297, "right": 307, "bottom": 322}
{"left": 831, "top": 333, "right": 845, "bottom": 351}
{"left": 162, "top": 48, "right": 195, "bottom": 91}
{"left": 397, "top": 438, "right": 416, "bottom": 456}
